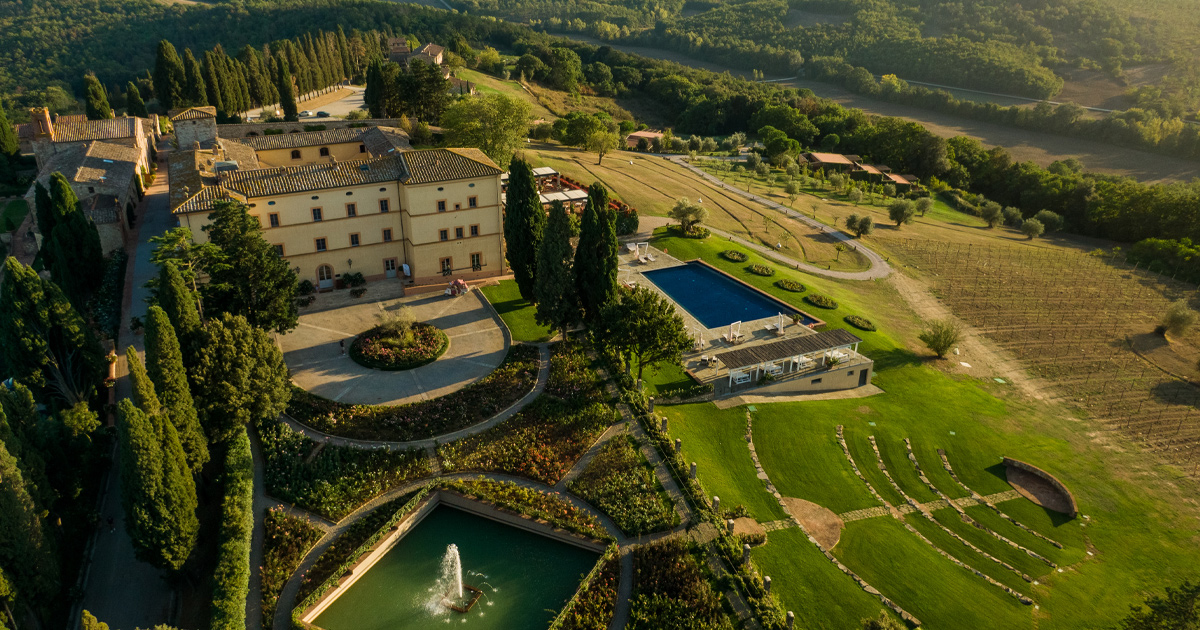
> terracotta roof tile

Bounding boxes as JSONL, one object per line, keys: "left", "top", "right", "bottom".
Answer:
{"left": 230, "top": 128, "right": 368, "bottom": 151}
{"left": 219, "top": 156, "right": 408, "bottom": 198}
{"left": 52, "top": 117, "right": 144, "bottom": 143}
{"left": 170, "top": 106, "right": 217, "bottom": 121}
{"left": 398, "top": 148, "right": 500, "bottom": 184}
{"left": 359, "top": 126, "right": 411, "bottom": 156}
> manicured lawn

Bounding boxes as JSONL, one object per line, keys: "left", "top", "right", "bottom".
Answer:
{"left": 635, "top": 357, "right": 695, "bottom": 397}
{"left": 1, "top": 199, "right": 28, "bottom": 232}
{"left": 963, "top": 504, "right": 1083, "bottom": 567}
{"left": 659, "top": 403, "right": 787, "bottom": 521}
{"left": 904, "top": 512, "right": 1032, "bottom": 596}
{"left": 834, "top": 518, "right": 1030, "bottom": 630}
{"left": 986, "top": 500, "right": 1086, "bottom": 555}
{"left": 752, "top": 527, "right": 887, "bottom": 630}
{"left": 875, "top": 434, "right": 940, "bottom": 504}
{"left": 929, "top": 508, "right": 1053, "bottom": 579}
{"left": 479, "top": 279, "right": 554, "bottom": 342}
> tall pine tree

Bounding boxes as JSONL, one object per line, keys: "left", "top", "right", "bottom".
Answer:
{"left": 574, "top": 183, "right": 619, "bottom": 324}
{"left": 116, "top": 398, "right": 198, "bottom": 572}
{"left": 203, "top": 200, "right": 298, "bottom": 333}
{"left": 502, "top": 159, "right": 545, "bottom": 301}
{"left": 153, "top": 40, "right": 186, "bottom": 112}
{"left": 144, "top": 306, "right": 209, "bottom": 474}
{"left": 182, "top": 49, "right": 208, "bottom": 107}
{"left": 125, "top": 82, "right": 148, "bottom": 118}
{"left": 0, "top": 258, "right": 103, "bottom": 403}
{"left": 83, "top": 74, "right": 112, "bottom": 120}
{"left": 534, "top": 201, "right": 580, "bottom": 340}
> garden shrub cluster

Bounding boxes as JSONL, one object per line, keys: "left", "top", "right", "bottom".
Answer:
{"left": 350, "top": 322, "right": 448, "bottom": 370}
{"left": 342, "top": 271, "right": 365, "bottom": 287}
{"left": 805, "top": 293, "right": 839, "bottom": 309}
{"left": 628, "top": 539, "right": 733, "bottom": 630}
{"left": 844, "top": 315, "right": 877, "bottom": 331}
{"left": 747, "top": 264, "right": 774, "bottom": 277}
{"left": 657, "top": 382, "right": 714, "bottom": 401}
{"left": 713, "top": 534, "right": 788, "bottom": 629}
{"left": 675, "top": 224, "right": 710, "bottom": 239}
{"left": 774, "top": 279, "right": 804, "bottom": 293}
{"left": 89, "top": 250, "right": 128, "bottom": 340}
{"left": 286, "top": 344, "right": 540, "bottom": 441}
{"left": 568, "top": 437, "right": 678, "bottom": 536}
{"left": 552, "top": 548, "right": 621, "bottom": 630}
{"left": 614, "top": 204, "right": 640, "bottom": 236}
{"left": 440, "top": 477, "right": 612, "bottom": 541}
{"left": 438, "top": 342, "right": 614, "bottom": 484}
{"left": 721, "top": 250, "right": 748, "bottom": 262}
{"left": 209, "top": 429, "right": 255, "bottom": 630}
{"left": 261, "top": 508, "right": 324, "bottom": 622}
{"left": 256, "top": 415, "right": 431, "bottom": 520}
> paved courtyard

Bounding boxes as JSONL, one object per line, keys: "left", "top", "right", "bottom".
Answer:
{"left": 281, "top": 280, "right": 508, "bottom": 406}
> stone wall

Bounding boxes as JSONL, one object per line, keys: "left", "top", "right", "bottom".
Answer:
{"left": 217, "top": 119, "right": 412, "bottom": 138}
{"left": 1002, "top": 457, "right": 1078, "bottom": 518}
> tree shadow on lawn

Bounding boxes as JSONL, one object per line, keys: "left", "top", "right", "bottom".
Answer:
{"left": 870, "top": 347, "right": 924, "bottom": 371}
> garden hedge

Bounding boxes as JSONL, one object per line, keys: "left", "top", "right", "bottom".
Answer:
{"left": 805, "top": 293, "right": 839, "bottom": 309}
{"left": 844, "top": 315, "right": 876, "bottom": 331}
{"left": 209, "top": 429, "right": 255, "bottom": 630}
{"left": 775, "top": 279, "right": 804, "bottom": 292}
{"left": 747, "top": 264, "right": 775, "bottom": 276}
{"left": 721, "top": 250, "right": 748, "bottom": 262}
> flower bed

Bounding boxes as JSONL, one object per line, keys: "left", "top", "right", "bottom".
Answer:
{"left": 438, "top": 398, "right": 614, "bottom": 484}
{"left": 256, "top": 415, "right": 431, "bottom": 520}
{"left": 552, "top": 549, "right": 621, "bottom": 630}
{"left": 568, "top": 436, "right": 679, "bottom": 536}
{"left": 261, "top": 508, "right": 324, "bottom": 623}
{"left": 747, "top": 264, "right": 775, "bottom": 277}
{"left": 349, "top": 322, "right": 448, "bottom": 370}
{"left": 286, "top": 344, "right": 540, "bottom": 441}
{"left": 439, "top": 477, "right": 613, "bottom": 541}
{"left": 545, "top": 341, "right": 606, "bottom": 403}
{"left": 628, "top": 538, "right": 733, "bottom": 630}
{"left": 844, "top": 314, "right": 877, "bottom": 331}
{"left": 721, "top": 250, "right": 748, "bottom": 262}
{"left": 805, "top": 293, "right": 839, "bottom": 309}
{"left": 775, "top": 279, "right": 805, "bottom": 293}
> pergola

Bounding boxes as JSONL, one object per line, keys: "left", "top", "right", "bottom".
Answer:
{"left": 716, "top": 329, "right": 863, "bottom": 387}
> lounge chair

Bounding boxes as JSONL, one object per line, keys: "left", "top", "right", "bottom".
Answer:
{"left": 645, "top": 251, "right": 656, "bottom": 262}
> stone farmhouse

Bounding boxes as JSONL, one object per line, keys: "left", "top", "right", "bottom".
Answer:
{"left": 18, "top": 107, "right": 160, "bottom": 253}
{"left": 168, "top": 107, "right": 506, "bottom": 290}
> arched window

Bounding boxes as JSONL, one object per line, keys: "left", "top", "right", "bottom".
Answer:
{"left": 291, "top": 150, "right": 301, "bottom": 160}
{"left": 319, "top": 147, "right": 330, "bottom": 157}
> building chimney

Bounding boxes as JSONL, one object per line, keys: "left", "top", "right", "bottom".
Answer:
{"left": 30, "top": 107, "right": 53, "bottom": 141}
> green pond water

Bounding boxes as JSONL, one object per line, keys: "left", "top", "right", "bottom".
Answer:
{"left": 312, "top": 505, "right": 600, "bottom": 630}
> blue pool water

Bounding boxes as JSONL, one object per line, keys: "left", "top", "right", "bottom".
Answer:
{"left": 642, "top": 262, "right": 814, "bottom": 329}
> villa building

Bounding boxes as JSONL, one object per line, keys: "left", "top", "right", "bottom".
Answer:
{"left": 168, "top": 111, "right": 506, "bottom": 289}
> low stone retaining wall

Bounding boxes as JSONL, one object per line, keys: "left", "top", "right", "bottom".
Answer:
{"left": 938, "top": 450, "right": 1064, "bottom": 549}
{"left": 217, "top": 118, "right": 412, "bottom": 137}
{"left": 1002, "top": 457, "right": 1078, "bottom": 518}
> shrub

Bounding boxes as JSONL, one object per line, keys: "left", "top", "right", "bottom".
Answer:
{"left": 629, "top": 539, "right": 732, "bottom": 630}
{"left": 343, "top": 271, "right": 366, "bottom": 287}
{"left": 844, "top": 315, "right": 876, "bottom": 331}
{"left": 297, "top": 279, "right": 315, "bottom": 295}
{"left": 1002, "top": 206, "right": 1023, "bottom": 227}
{"left": 721, "top": 250, "right": 748, "bottom": 262}
{"left": 919, "top": 318, "right": 961, "bottom": 358}
{"left": 260, "top": 509, "right": 323, "bottom": 621}
{"left": 350, "top": 287, "right": 366, "bottom": 298}
{"left": 747, "top": 264, "right": 774, "bottom": 276}
{"left": 615, "top": 205, "right": 639, "bottom": 236}
{"left": 1159, "top": 300, "right": 1197, "bottom": 337}
{"left": 674, "top": 224, "right": 709, "bottom": 239}
{"left": 210, "top": 430, "right": 254, "bottom": 630}
{"left": 805, "top": 293, "right": 838, "bottom": 309}
{"left": 89, "top": 250, "right": 128, "bottom": 340}
{"left": 1033, "top": 209, "right": 1063, "bottom": 232}
{"left": 1021, "top": 217, "right": 1045, "bottom": 239}
{"left": 263, "top": 128, "right": 284, "bottom": 135}
{"left": 350, "top": 322, "right": 448, "bottom": 370}
{"left": 554, "top": 552, "right": 620, "bottom": 630}
{"left": 568, "top": 436, "right": 678, "bottom": 536}
{"left": 775, "top": 279, "right": 804, "bottom": 292}
{"left": 296, "top": 295, "right": 316, "bottom": 307}
{"left": 302, "top": 124, "right": 327, "bottom": 132}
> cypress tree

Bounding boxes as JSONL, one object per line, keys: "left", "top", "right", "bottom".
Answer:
{"left": 337, "top": 26, "right": 353, "bottom": 81}
{"left": 0, "top": 101, "right": 18, "bottom": 161}
{"left": 48, "top": 207, "right": 104, "bottom": 308}
{"left": 534, "top": 201, "right": 581, "bottom": 340}
{"left": 144, "top": 306, "right": 209, "bottom": 474}
{"left": 202, "top": 51, "right": 225, "bottom": 115}
{"left": 364, "top": 58, "right": 383, "bottom": 118}
{"left": 39, "top": 172, "right": 77, "bottom": 267}
{"left": 0, "top": 425, "right": 59, "bottom": 604}
{"left": 153, "top": 40, "right": 186, "bottom": 112}
{"left": 0, "top": 381, "right": 56, "bottom": 514}
{"left": 0, "top": 257, "right": 103, "bottom": 403}
{"left": 125, "top": 347, "right": 162, "bottom": 417}
{"left": 275, "top": 57, "right": 298, "bottom": 122}
{"left": 156, "top": 262, "right": 202, "bottom": 353}
{"left": 182, "top": 49, "right": 208, "bottom": 107}
{"left": 204, "top": 200, "right": 298, "bottom": 333}
{"left": 33, "top": 181, "right": 52, "bottom": 243}
{"left": 574, "top": 183, "right": 619, "bottom": 323}
{"left": 502, "top": 159, "right": 545, "bottom": 301}
{"left": 193, "top": 313, "right": 290, "bottom": 444}
{"left": 83, "top": 74, "right": 112, "bottom": 120}
{"left": 116, "top": 398, "right": 198, "bottom": 572}
{"left": 125, "top": 82, "right": 148, "bottom": 118}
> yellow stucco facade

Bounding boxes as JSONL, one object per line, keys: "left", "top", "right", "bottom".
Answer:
{"left": 254, "top": 140, "right": 368, "bottom": 167}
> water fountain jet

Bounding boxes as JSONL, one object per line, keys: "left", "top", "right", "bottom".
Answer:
{"left": 437, "top": 544, "right": 482, "bottom": 613}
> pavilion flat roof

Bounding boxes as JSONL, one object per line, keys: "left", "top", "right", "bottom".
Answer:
{"left": 716, "top": 329, "right": 862, "bottom": 369}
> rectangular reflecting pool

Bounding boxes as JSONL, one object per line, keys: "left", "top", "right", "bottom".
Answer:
{"left": 312, "top": 504, "right": 599, "bottom": 630}
{"left": 643, "top": 261, "right": 813, "bottom": 329}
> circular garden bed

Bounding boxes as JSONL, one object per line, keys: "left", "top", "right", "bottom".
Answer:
{"left": 350, "top": 322, "right": 449, "bottom": 371}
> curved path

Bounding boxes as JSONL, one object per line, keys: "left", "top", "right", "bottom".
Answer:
{"left": 668, "top": 156, "right": 892, "bottom": 280}
{"left": 278, "top": 343, "right": 551, "bottom": 451}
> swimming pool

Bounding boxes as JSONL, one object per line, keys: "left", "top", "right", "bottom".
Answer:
{"left": 642, "top": 261, "right": 818, "bottom": 329}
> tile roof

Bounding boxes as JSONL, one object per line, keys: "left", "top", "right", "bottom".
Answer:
{"left": 803, "top": 152, "right": 854, "bottom": 165}
{"left": 886, "top": 173, "right": 913, "bottom": 185}
{"left": 36, "top": 140, "right": 141, "bottom": 189}
{"left": 360, "top": 126, "right": 411, "bottom": 156}
{"left": 170, "top": 106, "right": 217, "bottom": 121}
{"left": 52, "top": 117, "right": 147, "bottom": 143}
{"left": 716, "top": 329, "right": 863, "bottom": 370}
{"left": 856, "top": 164, "right": 884, "bottom": 175}
{"left": 175, "top": 185, "right": 243, "bottom": 214}
{"left": 398, "top": 148, "right": 500, "bottom": 185}
{"left": 219, "top": 156, "right": 408, "bottom": 199}
{"left": 229, "top": 127, "right": 368, "bottom": 151}
{"left": 54, "top": 114, "right": 87, "bottom": 124}
{"left": 215, "top": 138, "right": 260, "bottom": 169}
{"left": 417, "top": 43, "right": 445, "bottom": 56}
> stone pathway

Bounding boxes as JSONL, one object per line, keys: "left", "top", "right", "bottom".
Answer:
{"left": 761, "top": 519, "right": 798, "bottom": 532}
{"left": 669, "top": 156, "right": 891, "bottom": 280}
{"left": 277, "top": 344, "right": 551, "bottom": 451}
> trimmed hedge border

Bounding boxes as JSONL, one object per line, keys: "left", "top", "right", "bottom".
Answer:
{"left": 548, "top": 544, "right": 620, "bottom": 630}
{"left": 844, "top": 315, "right": 876, "bottom": 331}
{"left": 775, "top": 279, "right": 805, "bottom": 292}
{"left": 349, "top": 322, "right": 448, "bottom": 371}
{"left": 721, "top": 250, "right": 748, "bottom": 262}
{"left": 209, "top": 429, "right": 255, "bottom": 630}
{"left": 805, "top": 293, "right": 839, "bottom": 309}
{"left": 747, "top": 264, "right": 775, "bottom": 277}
